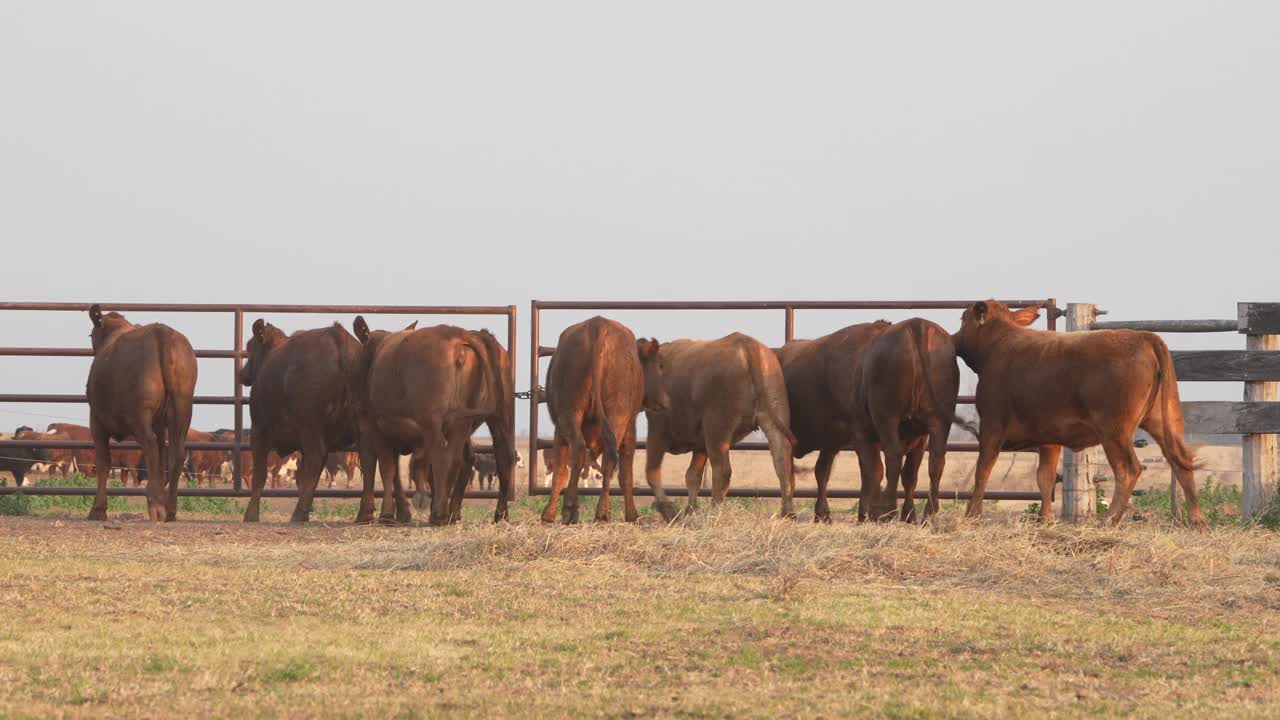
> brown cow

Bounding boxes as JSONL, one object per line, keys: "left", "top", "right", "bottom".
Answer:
{"left": 323, "top": 450, "right": 360, "bottom": 489}
{"left": 777, "top": 318, "right": 959, "bottom": 523}
{"left": 540, "top": 317, "right": 667, "bottom": 523}
{"left": 45, "top": 423, "right": 94, "bottom": 477}
{"left": 645, "top": 333, "right": 795, "bottom": 519}
{"left": 46, "top": 421, "right": 145, "bottom": 485}
{"left": 953, "top": 300, "right": 1205, "bottom": 527}
{"left": 353, "top": 317, "right": 516, "bottom": 526}
{"left": 86, "top": 305, "right": 197, "bottom": 522}
{"left": 185, "top": 429, "right": 224, "bottom": 486}
{"left": 238, "top": 320, "right": 364, "bottom": 523}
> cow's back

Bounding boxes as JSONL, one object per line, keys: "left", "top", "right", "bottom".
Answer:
{"left": 658, "top": 333, "right": 777, "bottom": 446}
{"left": 251, "top": 324, "right": 362, "bottom": 449}
{"left": 546, "top": 316, "right": 642, "bottom": 421}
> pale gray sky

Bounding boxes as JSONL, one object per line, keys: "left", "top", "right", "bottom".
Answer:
{"left": 2, "top": 2, "right": 1277, "bottom": 433}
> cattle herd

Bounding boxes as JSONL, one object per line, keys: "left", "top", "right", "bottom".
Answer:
{"left": 2, "top": 301, "right": 1208, "bottom": 529}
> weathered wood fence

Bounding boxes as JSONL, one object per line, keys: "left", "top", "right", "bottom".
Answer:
{"left": 1060, "top": 302, "right": 1280, "bottom": 522}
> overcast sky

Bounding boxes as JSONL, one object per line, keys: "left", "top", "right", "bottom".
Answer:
{"left": 2, "top": 2, "right": 1277, "bottom": 434}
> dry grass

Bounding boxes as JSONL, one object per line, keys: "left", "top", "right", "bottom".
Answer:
{"left": 2, "top": 508, "right": 1279, "bottom": 718}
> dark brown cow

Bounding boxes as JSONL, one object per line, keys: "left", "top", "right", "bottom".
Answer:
{"left": 238, "top": 320, "right": 363, "bottom": 523}
{"left": 778, "top": 319, "right": 959, "bottom": 522}
{"left": 353, "top": 317, "right": 516, "bottom": 526}
{"left": 540, "top": 316, "right": 668, "bottom": 524}
{"left": 645, "top": 333, "right": 795, "bottom": 519}
{"left": 185, "top": 429, "right": 224, "bottom": 486}
{"left": 85, "top": 305, "right": 197, "bottom": 522}
{"left": 953, "top": 300, "right": 1205, "bottom": 527}
{"left": 0, "top": 427, "right": 48, "bottom": 487}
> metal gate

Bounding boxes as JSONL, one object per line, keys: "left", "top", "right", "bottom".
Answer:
{"left": 0, "top": 302, "right": 517, "bottom": 500}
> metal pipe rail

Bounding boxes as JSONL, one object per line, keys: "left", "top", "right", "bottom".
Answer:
{"left": 528, "top": 298, "right": 1058, "bottom": 498}
{"left": 0, "top": 301, "right": 518, "bottom": 500}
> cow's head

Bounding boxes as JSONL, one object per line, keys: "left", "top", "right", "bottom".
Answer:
{"left": 88, "top": 304, "right": 134, "bottom": 353}
{"left": 239, "top": 318, "right": 287, "bottom": 387}
{"left": 954, "top": 300, "right": 1041, "bottom": 372}
{"left": 636, "top": 338, "right": 671, "bottom": 413}
{"left": 13, "top": 428, "right": 48, "bottom": 462}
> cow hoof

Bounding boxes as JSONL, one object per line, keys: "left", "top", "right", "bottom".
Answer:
{"left": 87, "top": 508, "right": 108, "bottom": 522}
{"left": 289, "top": 513, "right": 309, "bottom": 524}
{"left": 594, "top": 514, "right": 609, "bottom": 523}
{"left": 561, "top": 506, "right": 580, "bottom": 525}
{"left": 814, "top": 511, "right": 831, "bottom": 524}
{"left": 655, "top": 501, "right": 678, "bottom": 523}
{"left": 540, "top": 509, "right": 558, "bottom": 524}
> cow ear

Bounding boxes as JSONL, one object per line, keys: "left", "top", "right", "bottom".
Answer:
{"left": 89, "top": 304, "right": 103, "bottom": 327}
{"left": 353, "top": 316, "right": 370, "bottom": 344}
{"left": 1011, "top": 305, "right": 1042, "bottom": 327}
{"left": 404, "top": 320, "right": 419, "bottom": 331}
{"left": 971, "top": 301, "right": 989, "bottom": 327}
{"left": 636, "top": 338, "right": 659, "bottom": 360}
{"left": 251, "top": 318, "right": 266, "bottom": 340}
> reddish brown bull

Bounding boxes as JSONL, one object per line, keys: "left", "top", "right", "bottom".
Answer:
{"left": 45, "top": 423, "right": 95, "bottom": 476}
{"left": 539, "top": 316, "right": 668, "bottom": 524}
{"left": 645, "top": 333, "right": 796, "bottom": 519}
{"left": 85, "top": 305, "right": 197, "bottom": 522}
{"left": 185, "top": 429, "right": 224, "bottom": 486}
{"left": 45, "top": 421, "right": 144, "bottom": 485}
{"left": 777, "top": 319, "right": 959, "bottom": 522}
{"left": 953, "top": 300, "right": 1205, "bottom": 527}
{"left": 353, "top": 317, "right": 516, "bottom": 526}
{"left": 238, "top": 320, "right": 364, "bottom": 523}
{"left": 323, "top": 450, "right": 360, "bottom": 488}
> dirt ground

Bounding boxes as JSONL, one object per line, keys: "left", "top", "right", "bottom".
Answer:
{"left": 1, "top": 508, "right": 1277, "bottom": 718}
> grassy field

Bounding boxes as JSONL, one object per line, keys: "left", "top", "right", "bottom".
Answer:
{"left": 2, "top": 496, "right": 1279, "bottom": 719}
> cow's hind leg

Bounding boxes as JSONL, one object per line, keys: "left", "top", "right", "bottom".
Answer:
{"left": 1034, "top": 445, "right": 1062, "bottom": 523}
{"left": 899, "top": 439, "right": 926, "bottom": 522}
{"left": 1140, "top": 414, "right": 1206, "bottom": 528}
{"left": 682, "top": 450, "right": 708, "bottom": 516}
{"left": 88, "top": 421, "right": 112, "bottom": 521}
{"left": 758, "top": 417, "right": 796, "bottom": 520}
{"left": 813, "top": 449, "right": 836, "bottom": 523}
{"left": 1100, "top": 438, "right": 1144, "bottom": 526}
{"left": 924, "top": 421, "right": 949, "bottom": 520}
{"left": 540, "top": 437, "right": 571, "bottom": 523}
{"left": 853, "top": 443, "right": 884, "bottom": 523}
{"left": 965, "top": 425, "right": 1005, "bottom": 520}
{"left": 243, "top": 442, "right": 270, "bottom": 522}
{"left": 290, "top": 437, "right": 327, "bottom": 524}
{"left": 618, "top": 421, "right": 640, "bottom": 522}
{"left": 706, "top": 437, "right": 734, "bottom": 510}
{"left": 136, "top": 424, "right": 167, "bottom": 523}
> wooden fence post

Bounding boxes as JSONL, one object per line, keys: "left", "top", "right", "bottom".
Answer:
{"left": 1060, "top": 303, "right": 1100, "bottom": 522}
{"left": 1242, "top": 331, "right": 1280, "bottom": 519}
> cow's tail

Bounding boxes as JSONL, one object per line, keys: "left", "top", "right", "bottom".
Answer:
{"left": 157, "top": 327, "right": 196, "bottom": 483}
{"left": 1147, "top": 335, "right": 1198, "bottom": 472}
{"left": 907, "top": 320, "right": 956, "bottom": 423}
{"left": 587, "top": 321, "right": 621, "bottom": 467}
{"left": 742, "top": 339, "right": 798, "bottom": 448}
